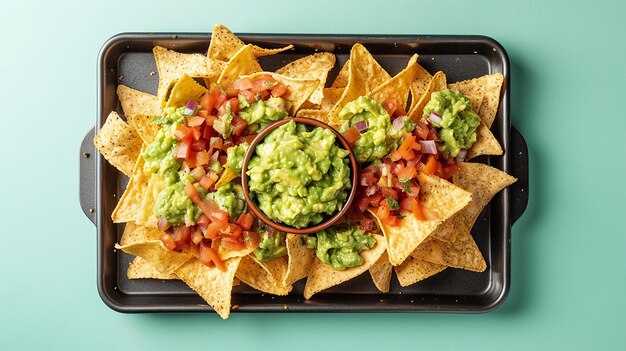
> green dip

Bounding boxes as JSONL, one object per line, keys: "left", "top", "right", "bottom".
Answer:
{"left": 253, "top": 231, "right": 287, "bottom": 262}
{"left": 313, "top": 225, "right": 376, "bottom": 270}
{"left": 423, "top": 89, "right": 481, "bottom": 157}
{"left": 339, "top": 96, "right": 415, "bottom": 163}
{"left": 239, "top": 96, "right": 289, "bottom": 132}
{"left": 226, "top": 143, "right": 249, "bottom": 174}
{"left": 246, "top": 120, "right": 351, "bottom": 228}
{"left": 206, "top": 183, "right": 247, "bottom": 220}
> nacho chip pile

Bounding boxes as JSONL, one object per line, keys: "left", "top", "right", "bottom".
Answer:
{"left": 93, "top": 24, "right": 516, "bottom": 319}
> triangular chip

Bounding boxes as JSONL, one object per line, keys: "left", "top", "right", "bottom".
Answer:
{"left": 431, "top": 211, "right": 469, "bottom": 242}
{"left": 251, "top": 255, "right": 288, "bottom": 285}
{"left": 283, "top": 234, "right": 316, "bottom": 286}
{"left": 368, "top": 250, "right": 393, "bottom": 293}
{"left": 175, "top": 257, "right": 241, "bottom": 319}
{"left": 394, "top": 256, "right": 446, "bottom": 287}
{"left": 165, "top": 73, "right": 208, "bottom": 108}
{"left": 117, "top": 85, "right": 162, "bottom": 117}
{"left": 408, "top": 64, "right": 433, "bottom": 113}
{"left": 135, "top": 173, "right": 165, "bottom": 228}
{"left": 325, "top": 44, "right": 392, "bottom": 128}
{"left": 244, "top": 72, "right": 319, "bottom": 115}
{"left": 111, "top": 146, "right": 148, "bottom": 223}
{"left": 448, "top": 79, "right": 485, "bottom": 111}
{"left": 276, "top": 52, "right": 336, "bottom": 105}
{"left": 467, "top": 123, "right": 503, "bottom": 159}
{"left": 153, "top": 46, "right": 213, "bottom": 107}
{"left": 93, "top": 111, "right": 142, "bottom": 177}
{"left": 411, "top": 228, "right": 486, "bottom": 272}
{"left": 303, "top": 235, "right": 386, "bottom": 299}
{"left": 407, "top": 71, "right": 447, "bottom": 122}
{"left": 296, "top": 109, "right": 327, "bottom": 120}
{"left": 320, "top": 87, "right": 345, "bottom": 113}
{"left": 331, "top": 59, "right": 350, "bottom": 88}
{"left": 127, "top": 256, "right": 177, "bottom": 280}
{"left": 208, "top": 24, "right": 293, "bottom": 61}
{"left": 115, "top": 240, "right": 192, "bottom": 275}
{"left": 217, "top": 44, "right": 263, "bottom": 88}
{"left": 214, "top": 166, "right": 237, "bottom": 189}
{"left": 450, "top": 74, "right": 503, "bottom": 127}
{"left": 127, "top": 114, "right": 159, "bottom": 145}
{"left": 119, "top": 221, "right": 161, "bottom": 246}
{"left": 372, "top": 173, "right": 472, "bottom": 266}
{"left": 236, "top": 255, "right": 292, "bottom": 295}
{"left": 205, "top": 59, "right": 227, "bottom": 84}
{"left": 367, "top": 54, "right": 419, "bottom": 112}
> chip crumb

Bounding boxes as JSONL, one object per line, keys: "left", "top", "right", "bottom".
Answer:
{"left": 83, "top": 152, "right": 90, "bottom": 158}
{"left": 88, "top": 208, "right": 94, "bottom": 213}
{"left": 231, "top": 304, "right": 239, "bottom": 310}
{"left": 118, "top": 75, "right": 124, "bottom": 81}
{"left": 283, "top": 305, "right": 288, "bottom": 310}
{"left": 172, "top": 34, "right": 177, "bottom": 39}
{"left": 150, "top": 71, "right": 156, "bottom": 76}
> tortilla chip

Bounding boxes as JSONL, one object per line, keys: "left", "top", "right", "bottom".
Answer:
{"left": 296, "top": 109, "right": 327, "bottom": 120}
{"left": 236, "top": 255, "right": 292, "bottom": 295}
{"left": 467, "top": 123, "right": 503, "bottom": 159}
{"left": 218, "top": 246, "right": 255, "bottom": 261}
{"left": 205, "top": 59, "right": 226, "bottom": 84}
{"left": 115, "top": 240, "right": 192, "bottom": 275}
{"left": 283, "top": 234, "right": 316, "bottom": 286}
{"left": 372, "top": 173, "right": 472, "bottom": 266}
{"left": 276, "top": 53, "right": 336, "bottom": 105}
{"left": 215, "top": 166, "right": 237, "bottom": 189}
{"left": 407, "top": 71, "right": 447, "bottom": 122}
{"left": 127, "top": 256, "right": 177, "bottom": 280}
{"left": 111, "top": 146, "right": 148, "bottom": 223}
{"left": 325, "top": 44, "right": 392, "bottom": 129}
{"left": 217, "top": 44, "right": 263, "bottom": 88}
{"left": 135, "top": 173, "right": 165, "bottom": 228}
{"left": 127, "top": 114, "right": 159, "bottom": 145}
{"left": 331, "top": 59, "right": 350, "bottom": 88}
{"left": 117, "top": 85, "right": 162, "bottom": 117}
{"left": 119, "top": 221, "right": 160, "bottom": 246}
{"left": 244, "top": 72, "right": 319, "bottom": 115}
{"left": 93, "top": 111, "right": 142, "bottom": 177}
{"left": 320, "top": 87, "right": 345, "bottom": 113}
{"left": 303, "top": 235, "right": 386, "bottom": 299}
{"left": 411, "top": 228, "right": 486, "bottom": 272}
{"left": 153, "top": 46, "right": 213, "bottom": 107}
{"left": 395, "top": 256, "right": 447, "bottom": 287}
{"left": 448, "top": 79, "right": 485, "bottom": 111}
{"left": 431, "top": 212, "right": 469, "bottom": 242}
{"left": 175, "top": 257, "right": 241, "bottom": 319}
{"left": 408, "top": 64, "right": 433, "bottom": 113}
{"left": 165, "top": 73, "right": 207, "bottom": 108}
{"left": 251, "top": 255, "right": 288, "bottom": 285}
{"left": 208, "top": 24, "right": 293, "bottom": 62}
{"left": 367, "top": 54, "right": 419, "bottom": 112}
{"left": 368, "top": 250, "right": 392, "bottom": 293}
{"left": 450, "top": 74, "right": 503, "bottom": 127}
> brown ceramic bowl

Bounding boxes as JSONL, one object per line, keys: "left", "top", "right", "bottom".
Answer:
{"left": 241, "top": 117, "right": 358, "bottom": 235}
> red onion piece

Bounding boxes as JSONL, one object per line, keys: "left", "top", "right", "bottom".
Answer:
{"left": 210, "top": 151, "right": 220, "bottom": 163}
{"left": 157, "top": 216, "right": 171, "bottom": 231}
{"left": 184, "top": 100, "right": 198, "bottom": 116}
{"left": 419, "top": 117, "right": 429, "bottom": 126}
{"left": 354, "top": 120, "right": 369, "bottom": 132}
{"left": 455, "top": 149, "right": 467, "bottom": 163}
{"left": 419, "top": 140, "right": 438, "bottom": 154}
{"left": 428, "top": 111, "right": 442, "bottom": 125}
{"left": 392, "top": 117, "right": 405, "bottom": 130}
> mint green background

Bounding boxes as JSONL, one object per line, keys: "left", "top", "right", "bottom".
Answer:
{"left": 2, "top": 0, "right": 625, "bottom": 349}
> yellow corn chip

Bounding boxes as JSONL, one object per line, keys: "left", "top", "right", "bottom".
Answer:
{"left": 331, "top": 59, "right": 350, "bottom": 88}
{"left": 236, "top": 255, "right": 292, "bottom": 295}
{"left": 115, "top": 240, "right": 192, "bottom": 275}
{"left": 367, "top": 54, "right": 419, "bottom": 112}
{"left": 205, "top": 59, "right": 227, "bottom": 84}
{"left": 303, "top": 235, "right": 386, "bottom": 299}
{"left": 372, "top": 173, "right": 472, "bottom": 266}
{"left": 411, "top": 227, "right": 486, "bottom": 272}
{"left": 117, "top": 85, "right": 162, "bottom": 117}
{"left": 111, "top": 146, "right": 148, "bottom": 223}
{"left": 208, "top": 24, "right": 293, "bottom": 61}
{"left": 283, "top": 234, "right": 316, "bottom": 286}
{"left": 175, "top": 257, "right": 241, "bottom": 319}
{"left": 407, "top": 71, "right": 447, "bottom": 122}
{"left": 217, "top": 44, "right": 263, "bottom": 88}
{"left": 276, "top": 53, "right": 335, "bottom": 105}
{"left": 450, "top": 73, "right": 504, "bottom": 127}
{"left": 251, "top": 255, "right": 288, "bottom": 285}
{"left": 127, "top": 256, "right": 177, "bottom": 280}
{"left": 244, "top": 72, "right": 319, "bottom": 115}
{"left": 320, "top": 87, "right": 345, "bottom": 113}
{"left": 93, "top": 111, "right": 142, "bottom": 177}
{"left": 368, "top": 250, "right": 392, "bottom": 293}
{"left": 296, "top": 109, "right": 327, "bottom": 120}
{"left": 395, "top": 256, "right": 447, "bottom": 287}
{"left": 467, "top": 123, "right": 503, "bottom": 159}
{"left": 135, "top": 173, "right": 165, "bottom": 228}
{"left": 165, "top": 73, "right": 207, "bottom": 108}
{"left": 127, "top": 114, "right": 159, "bottom": 145}
{"left": 431, "top": 212, "right": 469, "bottom": 242}
{"left": 119, "top": 221, "right": 160, "bottom": 246}
{"left": 408, "top": 64, "right": 433, "bottom": 113}
{"left": 448, "top": 79, "right": 485, "bottom": 111}
{"left": 215, "top": 166, "right": 237, "bottom": 189}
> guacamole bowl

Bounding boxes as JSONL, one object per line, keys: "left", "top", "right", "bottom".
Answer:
{"left": 241, "top": 117, "right": 358, "bottom": 234}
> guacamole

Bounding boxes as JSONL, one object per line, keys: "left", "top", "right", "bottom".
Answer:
{"left": 423, "top": 89, "right": 480, "bottom": 157}
{"left": 226, "top": 143, "right": 249, "bottom": 174}
{"left": 314, "top": 225, "right": 376, "bottom": 270}
{"left": 239, "top": 96, "right": 289, "bottom": 132}
{"left": 339, "top": 96, "right": 415, "bottom": 163}
{"left": 206, "top": 183, "right": 247, "bottom": 220}
{"left": 247, "top": 121, "right": 351, "bottom": 228}
{"left": 213, "top": 101, "right": 234, "bottom": 138}
{"left": 253, "top": 231, "right": 287, "bottom": 262}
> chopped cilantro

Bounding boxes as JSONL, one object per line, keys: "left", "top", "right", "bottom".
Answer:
{"left": 402, "top": 180, "right": 411, "bottom": 193}
{"left": 386, "top": 196, "right": 399, "bottom": 210}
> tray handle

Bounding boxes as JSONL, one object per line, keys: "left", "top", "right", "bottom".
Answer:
{"left": 510, "top": 126, "right": 529, "bottom": 225}
{"left": 79, "top": 127, "right": 96, "bottom": 225}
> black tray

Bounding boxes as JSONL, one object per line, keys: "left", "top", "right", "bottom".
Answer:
{"left": 80, "top": 33, "right": 528, "bottom": 314}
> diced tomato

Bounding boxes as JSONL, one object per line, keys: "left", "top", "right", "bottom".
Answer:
{"left": 172, "top": 226, "right": 191, "bottom": 245}
{"left": 240, "top": 89, "right": 257, "bottom": 103}
{"left": 236, "top": 213, "right": 255, "bottom": 231}
{"left": 190, "top": 227, "right": 204, "bottom": 245}
{"left": 233, "top": 77, "right": 253, "bottom": 91}
{"left": 174, "top": 124, "right": 192, "bottom": 141}
{"left": 200, "top": 91, "right": 216, "bottom": 113}
{"left": 214, "top": 91, "right": 227, "bottom": 109}
{"left": 185, "top": 151, "right": 197, "bottom": 168}
{"left": 196, "top": 214, "right": 210, "bottom": 226}
{"left": 175, "top": 140, "right": 191, "bottom": 159}
{"left": 238, "top": 134, "right": 257, "bottom": 145}
{"left": 399, "top": 197, "right": 413, "bottom": 211}
{"left": 381, "top": 187, "right": 398, "bottom": 201}
{"left": 189, "top": 166, "right": 206, "bottom": 181}
{"left": 414, "top": 121, "right": 430, "bottom": 140}
{"left": 342, "top": 126, "right": 361, "bottom": 145}
{"left": 200, "top": 201, "right": 229, "bottom": 225}
{"left": 188, "top": 242, "right": 201, "bottom": 258}
{"left": 257, "top": 90, "right": 270, "bottom": 100}
{"left": 369, "top": 193, "right": 383, "bottom": 207}
{"left": 382, "top": 215, "right": 399, "bottom": 226}
{"left": 204, "top": 115, "right": 219, "bottom": 127}
{"left": 191, "top": 126, "right": 202, "bottom": 141}
{"left": 355, "top": 195, "right": 371, "bottom": 212}
{"left": 382, "top": 98, "right": 398, "bottom": 116}
{"left": 397, "top": 134, "right": 417, "bottom": 159}
{"left": 188, "top": 116, "right": 205, "bottom": 127}
{"left": 411, "top": 198, "right": 427, "bottom": 221}
{"left": 359, "top": 217, "right": 377, "bottom": 232}
{"left": 271, "top": 83, "right": 288, "bottom": 97}
{"left": 242, "top": 231, "right": 260, "bottom": 250}
{"left": 424, "top": 155, "right": 440, "bottom": 175}
{"left": 203, "top": 222, "right": 223, "bottom": 240}
{"left": 190, "top": 139, "right": 207, "bottom": 152}
{"left": 225, "top": 85, "right": 239, "bottom": 98}
{"left": 220, "top": 238, "right": 246, "bottom": 251}
{"left": 231, "top": 116, "right": 248, "bottom": 136}
{"left": 195, "top": 151, "right": 210, "bottom": 166}
{"left": 228, "top": 97, "right": 240, "bottom": 114}
{"left": 218, "top": 155, "right": 228, "bottom": 165}
{"left": 197, "top": 110, "right": 209, "bottom": 118}
{"left": 395, "top": 104, "right": 407, "bottom": 117}
{"left": 437, "top": 162, "right": 460, "bottom": 180}
{"left": 251, "top": 75, "right": 276, "bottom": 93}
{"left": 225, "top": 223, "right": 243, "bottom": 238}
{"left": 199, "top": 173, "right": 217, "bottom": 190}
{"left": 159, "top": 233, "right": 177, "bottom": 250}
{"left": 184, "top": 182, "right": 202, "bottom": 204}
{"left": 396, "top": 164, "right": 417, "bottom": 181}
{"left": 376, "top": 204, "right": 390, "bottom": 220}
{"left": 389, "top": 150, "right": 402, "bottom": 162}
{"left": 209, "top": 137, "right": 223, "bottom": 150}
{"left": 199, "top": 241, "right": 227, "bottom": 271}
{"left": 360, "top": 169, "right": 379, "bottom": 187}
